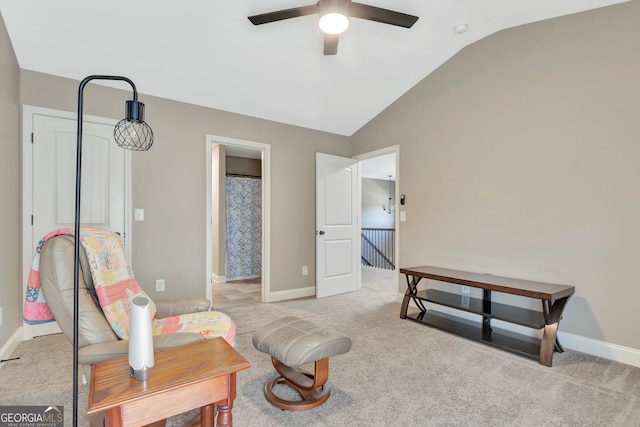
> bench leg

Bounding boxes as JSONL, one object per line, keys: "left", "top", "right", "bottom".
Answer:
{"left": 540, "top": 295, "right": 572, "bottom": 367}
{"left": 400, "top": 275, "right": 425, "bottom": 319}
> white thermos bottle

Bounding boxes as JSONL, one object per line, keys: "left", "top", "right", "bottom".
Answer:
{"left": 129, "top": 296, "right": 154, "bottom": 380}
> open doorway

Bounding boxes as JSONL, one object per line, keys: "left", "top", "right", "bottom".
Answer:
{"left": 205, "top": 135, "right": 271, "bottom": 307}
{"left": 355, "top": 146, "right": 399, "bottom": 296}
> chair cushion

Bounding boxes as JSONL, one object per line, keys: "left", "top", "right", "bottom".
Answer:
{"left": 38, "top": 234, "right": 119, "bottom": 348}
{"left": 252, "top": 316, "right": 351, "bottom": 367}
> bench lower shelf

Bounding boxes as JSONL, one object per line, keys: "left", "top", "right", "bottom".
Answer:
{"left": 406, "top": 309, "right": 542, "bottom": 361}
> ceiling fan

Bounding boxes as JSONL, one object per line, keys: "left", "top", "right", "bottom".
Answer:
{"left": 248, "top": 0, "right": 419, "bottom": 55}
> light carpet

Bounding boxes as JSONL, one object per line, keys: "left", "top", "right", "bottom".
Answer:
{"left": 1, "top": 267, "right": 639, "bottom": 426}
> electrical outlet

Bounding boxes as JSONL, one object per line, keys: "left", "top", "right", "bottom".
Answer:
{"left": 461, "top": 286, "right": 470, "bottom": 294}
{"left": 155, "top": 279, "right": 165, "bottom": 292}
{"left": 0, "top": 306, "right": 3, "bottom": 326}
{"left": 302, "top": 266, "right": 308, "bottom": 276}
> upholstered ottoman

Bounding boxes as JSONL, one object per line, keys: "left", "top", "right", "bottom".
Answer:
{"left": 252, "top": 316, "right": 352, "bottom": 410}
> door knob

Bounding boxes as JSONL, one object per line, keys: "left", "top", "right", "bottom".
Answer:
{"left": 317, "top": 230, "right": 325, "bottom": 235}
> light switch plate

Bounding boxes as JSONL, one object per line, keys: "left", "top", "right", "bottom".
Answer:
{"left": 461, "top": 296, "right": 470, "bottom": 308}
{"left": 134, "top": 209, "right": 145, "bottom": 221}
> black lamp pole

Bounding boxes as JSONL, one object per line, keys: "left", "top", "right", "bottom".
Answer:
{"left": 73, "top": 75, "right": 153, "bottom": 426}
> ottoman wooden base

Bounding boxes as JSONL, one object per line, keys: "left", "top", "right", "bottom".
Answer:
{"left": 264, "top": 357, "right": 331, "bottom": 410}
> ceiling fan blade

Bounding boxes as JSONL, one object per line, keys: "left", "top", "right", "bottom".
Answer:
{"left": 324, "top": 34, "right": 339, "bottom": 55}
{"left": 348, "top": 3, "right": 419, "bottom": 28}
{"left": 248, "top": 4, "right": 320, "bottom": 25}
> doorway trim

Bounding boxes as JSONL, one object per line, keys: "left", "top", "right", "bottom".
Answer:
{"left": 205, "top": 135, "right": 271, "bottom": 304}
{"left": 354, "top": 144, "right": 401, "bottom": 297}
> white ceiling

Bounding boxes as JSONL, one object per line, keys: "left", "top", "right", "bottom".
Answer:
{"left": 0, "top": 0, "right": 628, "bottom": 136}
{"left": 361, "top": 153, "right": 396, "bottom": 180}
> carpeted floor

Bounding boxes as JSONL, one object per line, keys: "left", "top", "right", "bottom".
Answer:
{"left": 2, "top": 267, "right": 640, "bottom": 426}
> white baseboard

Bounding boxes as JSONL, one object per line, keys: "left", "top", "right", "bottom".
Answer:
{"left": 558, "top": 331, "right": 640, "bottom": 368}
{"left": 0, "top": 327, "right": 24, "bottom": 369}
{"left": 266, "top": 286, "right": 315, "bottom": 303}
{"left": 21, "top": 321, "right": 62, "bottom": 340}
{"left": 227, "top": 274, "right": 260, "bottom": 282}
{"left": 212, "top": 273, "right": 227, "bottom": 284}
{"left": 397, "top": 292, "right": 640, "bottom": 368}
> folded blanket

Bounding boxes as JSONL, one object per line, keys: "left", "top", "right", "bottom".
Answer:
{"left": 23, "top": 228, "right": 71, "bottom": 324}
{"left": 77, "top": 227, "right": 156, "bottom": 339}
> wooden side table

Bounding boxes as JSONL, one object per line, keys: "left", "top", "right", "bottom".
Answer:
{"left": 87, "top": 337, "right": 250, "bottom": 427}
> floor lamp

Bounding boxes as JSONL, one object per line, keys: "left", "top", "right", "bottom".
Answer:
{"left": 73, "top": 75, "right": 153, "bottom": 426}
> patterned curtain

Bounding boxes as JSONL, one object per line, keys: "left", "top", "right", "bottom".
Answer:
{"left": 225, "top": 176, "right": 262, "bottom": 280}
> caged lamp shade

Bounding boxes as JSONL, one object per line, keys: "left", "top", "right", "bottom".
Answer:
{"left": 113, "top": 100, "right": 154, "bottom": 151}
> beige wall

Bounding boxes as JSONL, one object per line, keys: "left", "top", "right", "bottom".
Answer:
{"left": 226, "top": 156, "right": 261, "bottom": 178}
{"left": 19, "top": 70, "right": 350, "bottom": 303}
{"left": 0, "top": 11, "right": 21, "bottom": 347}
{"left": 351, "top": 1, "right": 640, "bottom": 350}
{"left": 362, "top": 178, "right": 395, "bottom": 229}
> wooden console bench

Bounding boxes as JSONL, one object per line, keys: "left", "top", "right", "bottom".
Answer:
{"left": 399, "top": 266, "right": 574, "bottom": 367}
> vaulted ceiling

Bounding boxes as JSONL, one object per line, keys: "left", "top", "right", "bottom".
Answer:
{"left": 0, "top": 0, "right": 628, "bottom": 136}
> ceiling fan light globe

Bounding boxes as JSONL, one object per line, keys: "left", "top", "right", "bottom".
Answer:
{"left": 319, "top": 13, "right": 349, "bottom": 34}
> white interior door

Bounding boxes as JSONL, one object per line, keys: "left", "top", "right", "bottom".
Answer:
{"left": 316, "top": 152, "right": 359, "bottom": 298}
{"left": 32, "top": 114, "right": 126, "bottom": 239}
{"left": 22, "top": 108, "right": 129, "bottom": 338}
